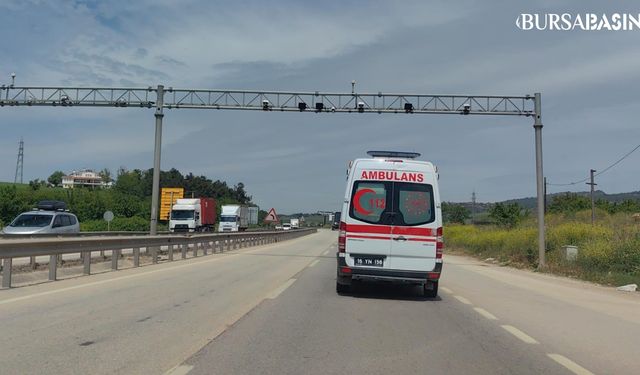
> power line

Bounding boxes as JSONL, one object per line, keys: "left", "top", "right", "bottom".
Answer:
{"left": 547, "top": 142, "right": 640, "bottom": 187}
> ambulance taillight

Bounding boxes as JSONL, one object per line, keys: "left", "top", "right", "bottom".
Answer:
{"left": 338, "top": 221, "right": 347, "bottom": 252}
{"left": 436, "top": 226, "right": 444, "bottom": 259}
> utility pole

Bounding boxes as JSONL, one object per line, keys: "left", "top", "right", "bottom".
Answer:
{"left": 586, "top": 169, "right": 597, "bottom": 225}
{"left": 543, "top": 177, "right": 547, "bottom": 214}
{"left": 14, "top": 137, "right": 24, "bottom": 184}
{"left": 471, "top": 191, "right": 476, "bottom": 224}
{"left": 149, "top": 85, "right": 164, "bottom": 236}
{"left": 533, "top": 93, "right": 546, "bottom": 268}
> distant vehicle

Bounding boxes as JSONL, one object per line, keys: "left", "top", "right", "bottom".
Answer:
{"left": 248, "top": 206, "right": 259, "bottom": 225}
{"left": 290, "top": 218, "right": 300, "bottom": 229}
{"left": 2, "top": 200, "right": 80, "bottom": 235}
{"left": 282, "top": 223, "right": 292, "bottom": 230}
{"left": 275, "top": 224, "right": 283, "bottom": 230}
{"left": 331, "top": 212, "right": 341, "bottom": 230}
{"left": 337, "top": 151, "right": 443, "bottom": 298}
{"left": 170, "top": 198, "right": 216, "bottom": 232}
{"left": 218, "top": 205, "right": 249, "bottom": 232}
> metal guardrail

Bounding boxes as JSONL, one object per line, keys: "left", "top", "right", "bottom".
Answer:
{"left": 0, "top": 228, "right": 316, "bottom": 288}
{"left": 0, "top": 227, "right": 275, "bottom": 239}
{"left": 0, "top": 231, "right": 170, "bottom": 239}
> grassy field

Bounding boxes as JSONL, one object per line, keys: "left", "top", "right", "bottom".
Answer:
{"left": 445, "top": 210, "right": 640, "bottom": 286}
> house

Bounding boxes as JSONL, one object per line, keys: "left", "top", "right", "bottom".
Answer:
{"left": 62, "top": 169, "right": 112, "bottom": 189}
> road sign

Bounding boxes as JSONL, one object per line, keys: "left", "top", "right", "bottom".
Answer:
{"left": 160, "top": 188, "right": 184, "bottom": 220}
{"left": 103, "top": 211, "right": 114, "bottom": 232}
{"left": 263, "top": 208, "right": 279, "bottom": 223}
{"left": 103, "top": 211, "right": 114, "bottom": 222}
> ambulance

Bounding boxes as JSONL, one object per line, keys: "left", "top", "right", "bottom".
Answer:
{"left": 336, "top": 151, "right": 443, "bottom": 297}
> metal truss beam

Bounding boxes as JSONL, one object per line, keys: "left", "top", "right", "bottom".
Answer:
{"left": 1, "top": 86, "right": 534, "bottom": 116}
{"left": 0, "top": 84, "right": 544, "bottom": 268}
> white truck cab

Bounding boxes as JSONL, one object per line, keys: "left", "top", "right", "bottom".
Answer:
{"left": 337, "top": 151, "right": 443, "bottom": 297}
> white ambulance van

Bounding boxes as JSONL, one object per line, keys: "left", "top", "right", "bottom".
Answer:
{"left": 337, "top": 151, "right": 443, "bottom": 297}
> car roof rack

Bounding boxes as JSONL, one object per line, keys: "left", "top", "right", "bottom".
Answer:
{"left": 367, "top": 150, "right": 421, "bottom": 159}
{"left": 36, "top": 200, "right": 67, "bottom": 211}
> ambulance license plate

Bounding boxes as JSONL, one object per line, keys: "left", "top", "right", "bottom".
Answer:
{"left": 354, "top": 257, "right": 384, "bottom": 267}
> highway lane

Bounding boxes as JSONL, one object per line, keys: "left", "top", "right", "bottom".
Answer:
{"left": 2, "top": 229, "right": 640, "bottom": 374}
{"left": 184, "top": 254, "right": 640, "bottom": 374}
{"left": 0, "top": 230, "right": 332, "bottom": 375}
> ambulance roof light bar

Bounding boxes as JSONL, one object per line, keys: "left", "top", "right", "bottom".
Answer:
{"left": 367, "top": 151, "right": 421, "bottom": 159}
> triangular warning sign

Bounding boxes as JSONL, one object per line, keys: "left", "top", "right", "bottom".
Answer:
{"left": 263, "top": 208, "right": 279, "bottom": 223}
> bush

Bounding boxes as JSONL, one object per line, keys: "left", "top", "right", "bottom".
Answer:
{"left": 446, "top": 214, "right": 640, "bottom": 286}
{"left": 546, "top": 222, "right": 612, "bottom": 252}
{"left": 81, "top": 216, "right": 152, "bottom": 232}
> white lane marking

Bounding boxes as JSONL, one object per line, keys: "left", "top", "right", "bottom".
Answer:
{"left": 501, "top": 325, "right": 539, "bottom": 344}
{"left": 453, "top": 295, "right": 472, "bottom": 305}
{"left": 164, "top": 365, "right": 193, "bottom": 375}
{"left": 322, "top": 250, "right": 330, "bottom": 256}
{"left": 0, "top": 254, "right": 237, "bottom": 306}
{"left": 547, "top": 354, "right": 594, "bottom": 375}
{"left": 441, "top": 287, "right": 453, "bottom": 294}
{"left": 267, "top": 278, "right": 296, "bottom": 299}
{"left": 473, "top": 307, "right": 498, "bottom": 320}
{"left": 308, "top": 260, "right": 319, "bottom": 268}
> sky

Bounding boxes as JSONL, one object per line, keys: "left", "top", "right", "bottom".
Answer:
{"left": 1, "top": 0, "right": 640, "bottom": 214}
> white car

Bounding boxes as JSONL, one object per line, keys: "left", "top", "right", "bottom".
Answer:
{"left": 2, "top": 201, "right": 80, "bottom": 235}
{"left": 336, "top": 151, "right": 443, "bottom": 297}
{"left": 282, "top": 223, "right": 292, "bottom": 230}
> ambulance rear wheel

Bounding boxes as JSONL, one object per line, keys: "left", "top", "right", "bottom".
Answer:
{"left": 424, "top": 281, "right": 438, "bottom": 298}
{"left": 336, "top": 282, "right": 350, "bottom": 294}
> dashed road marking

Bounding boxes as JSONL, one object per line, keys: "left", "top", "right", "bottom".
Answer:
{"left": 267, "top": 278, "right": 296, "bottom": 299}
{"left": 547, "top": 354, "right": 594, "bottom": 375}
{"left": 501, "top": 325, "right": 539, "bottom": 344}
{"left": 441, "top": 287, "right": 453, "bottom": 294}
{"left": 474, "top": 307, "right": 498, "bottom": 320}
{"left": 308, "top": 260, "right": 319, "bottom": 268}
{"left": 454, "top": 295, "right": 472, "bottom": 305}
{"left": 164, "top": 365, "right": 193, "bottom": 375}
{"left": 322, "top": 250, "right": 330, "bottom": 256}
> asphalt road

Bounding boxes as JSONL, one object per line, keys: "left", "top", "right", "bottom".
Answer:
{"left": 1, "top": 229, "right": 639, "bottom": 374}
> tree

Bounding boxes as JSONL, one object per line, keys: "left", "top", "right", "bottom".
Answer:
{"left": 489, "top": 202, "right": 526, "bottom": 228}
{"left": 98, "top": 168, "right": 113, "bottom": 184}
{"left": 548, "top": 193, "right": 590, "bottom": 213}
{"left": 232, "top": 182, "right": 252, "bottom": 204}
{"left": 48, "top": 171, "right": 65, "bottom": 187}
{"left": 442, "top": 202, "right": 471, "bottom": 224}
{"left": 28, "top": 179, "right": 47, "bottom": 191}
{"left": 114, "top": 168, "right": 145, "bottom": 197}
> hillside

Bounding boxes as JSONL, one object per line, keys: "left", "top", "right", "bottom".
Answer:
{"left": 450, "top": 190, "right": 640, "bottom": 212}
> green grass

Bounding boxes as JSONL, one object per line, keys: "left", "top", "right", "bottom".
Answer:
{"left": 446, "top": 211, "right": 640, "bottom": 287}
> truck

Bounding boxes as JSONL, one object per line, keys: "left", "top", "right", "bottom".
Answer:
{"left": 290, "top": 218, "right": 300, "bottom": 229}
{"left": 248, "top": 206, "right": 259, "bottom": 225}
{"left": 218, "top": 205, "right": 249, "bottom": 232}
{"left": 169, "top": 198, "right": 216, "bottom": 232}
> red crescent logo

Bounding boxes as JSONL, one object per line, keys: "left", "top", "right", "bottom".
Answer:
{"left": 353, "top": 188, "right": 375, "bottom": 215}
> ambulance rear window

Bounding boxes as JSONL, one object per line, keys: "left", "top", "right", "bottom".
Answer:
{"left": 397, "top": 183, "right": 434, "bottom": 225}
{"left": 350, "top": 182, "right": 388, "bottom": 224}
{"left": 349, "top": 181, "right": 435, "bottom": 226}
